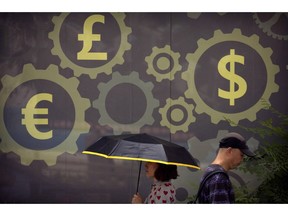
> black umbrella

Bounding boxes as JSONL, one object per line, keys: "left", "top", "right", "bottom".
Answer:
{"left": 82, "top": 133, "right": 200, "bottom": 192}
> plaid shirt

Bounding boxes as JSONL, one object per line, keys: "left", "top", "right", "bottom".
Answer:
{"left": 198, "top": 164, "right": 235, "bottom": 203}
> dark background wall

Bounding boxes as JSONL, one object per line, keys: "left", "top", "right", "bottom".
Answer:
{"left": 0, "top": 12, "right": 287, "bottom": 203}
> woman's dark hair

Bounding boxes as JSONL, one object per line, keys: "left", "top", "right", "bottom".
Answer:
{"left": 154, "top": 163, "right": 178, "bottom": 182}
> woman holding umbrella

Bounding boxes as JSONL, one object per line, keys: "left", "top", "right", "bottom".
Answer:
{"left": 83, "top": 133, "right": 199, "bottom": 203}
{"left": 132, "top": 162, "right": 178, "bottom": 204}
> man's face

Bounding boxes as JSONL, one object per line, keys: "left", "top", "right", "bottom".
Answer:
{"left": 230, "top": 148, "right": 244, "bottom": 169}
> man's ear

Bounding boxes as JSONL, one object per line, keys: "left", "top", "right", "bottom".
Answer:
{"left": 226, "top": 147, "right": 233, "bottom": 154}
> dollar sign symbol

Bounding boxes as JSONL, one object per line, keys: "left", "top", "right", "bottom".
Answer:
{"left": 21, "top": 93, "right": 53, "bottom": 140}
{"left": 77, "top": 15, "right": 108, "bottom": 60}
{"left": 218, "top": 49, "right": 247, "bottom": 106}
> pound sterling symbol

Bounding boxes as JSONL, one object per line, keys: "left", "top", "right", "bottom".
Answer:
{"left": 218, "top": 49, "right": 247, "bottom": 106}
{"left": 77, "top": 14, "right": 107, "bottom": 60}
{"left": 21, "top": 93, "right": 53, "bottom": 140}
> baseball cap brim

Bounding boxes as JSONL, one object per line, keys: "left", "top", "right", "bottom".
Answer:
{"left": 220, "top": 133, "right": 256, "bottom": 157}
{"left": 241, "top": 148, "right": 256, "bottom": 157}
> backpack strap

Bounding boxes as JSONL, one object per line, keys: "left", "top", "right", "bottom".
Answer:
{"left": 191, "top": 170, "right": 228, "bottom": 204}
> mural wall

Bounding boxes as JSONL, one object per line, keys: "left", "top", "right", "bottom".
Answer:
{"left": 0, "top": 12, "right": 287, "bottom": 203}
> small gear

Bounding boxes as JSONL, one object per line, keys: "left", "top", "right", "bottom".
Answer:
{"left": 182, "top": 28, "right": 279, "bottom": 124}
{"left": 145, "top": 45, "right": 182, "bottom": 82}
{"left": 93, "top": 71, "right": 159, "bottom": 135}
{"left": 253, "top": 13, "right": 288, "bottom": 41}
{"left": 48, "top": 13, "right": 132, "bottom": 79}
{"left": 0, "top": 64, "right": 90, "bottom": 166}
{"left": 159, "top": 97, "right": 196, "bottom": 133}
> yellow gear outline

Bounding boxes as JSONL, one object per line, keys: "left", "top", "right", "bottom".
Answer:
{"left": 145, "top": 45, "right": 182, "bottom": 82}
{"left": 182, "top": 28, "right": 279, "bottom": 124}
{"left": 159, "top": 97, "right": 196, "bottom": 133}
{"left": 253, "top": 13, "right": 288, "bottom": 41}
{"left": 93, "top": 71, "right": 159, "bottom": 135}
{"left": 0, "top": 64, "right": 90, "bottom": 166}
{"left": 48, "top": 13, "right": 132, "bottom": 79}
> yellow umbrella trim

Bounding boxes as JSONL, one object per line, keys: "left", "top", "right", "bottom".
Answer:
{"left": 82, "top": 150, "right": 200, "bottom": 170}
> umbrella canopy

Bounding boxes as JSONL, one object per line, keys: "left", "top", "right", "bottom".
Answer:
{"left": 83, "top": 133, "right": 200, "bottom": 194}
{"left": 83, "top": 133, "right": 200, "bottom": 169}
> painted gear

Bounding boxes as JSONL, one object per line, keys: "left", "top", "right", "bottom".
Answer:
{"left": 0, "top": 64, "right": 90, "bottom": 166}
{"left": 187, "top": 13, "right": 226, "bottom": 20}
{"left": 187, "top": 13, "right": 201, "bottom": 19}
{"left": 182, "top": 28, "right": 279, "bottom": 124}
{"left": 145, "top": 45, "right": 182, "bottom": 82}
{"left": 93, "top": 71, "right": 159, "bottom": 135}
{"left": 253, "top": 13, "right": 288, "bottom": 41}
{"left": 159, "top": 97, "right": 196, "bottom": 133}
{"left": 48, "top": 13, "right": 132, "bottom": 79}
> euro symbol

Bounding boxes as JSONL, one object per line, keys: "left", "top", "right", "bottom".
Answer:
{"left": 77, "top": 14, "right": 108, "bottom": 60}
{"left": 218, "top": 49, "right": 247, "bottom": 106}
{"left": 21, "top": 93, "right": 53, "bottom": 140}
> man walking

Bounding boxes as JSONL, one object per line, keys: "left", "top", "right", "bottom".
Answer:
{"left": 197, "top": 132, "right": 256, "bottom": 203}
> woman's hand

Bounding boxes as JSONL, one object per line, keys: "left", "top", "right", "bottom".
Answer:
{"left": 131, "top": 193, "right": 143, "bottom": 204}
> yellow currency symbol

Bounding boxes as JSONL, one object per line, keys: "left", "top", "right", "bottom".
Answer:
{"left": 218, "top": 49, "right": 247, "bottom": 106}
{"left": 21, "top": 93, "right": 53, "bottom": 140}
{"left": 77, "top": 14, "right": 108, "bottom": 60}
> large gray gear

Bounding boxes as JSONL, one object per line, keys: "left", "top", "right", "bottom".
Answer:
{"left": 93, "top": 71, "right": 159, "bottom": 135}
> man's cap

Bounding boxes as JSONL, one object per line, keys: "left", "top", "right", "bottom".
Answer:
{"left": 219, "top": 132, "right": 256, "bottom": 157}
